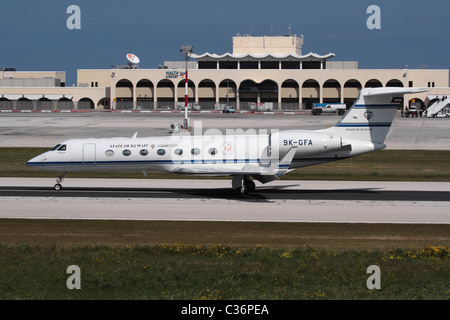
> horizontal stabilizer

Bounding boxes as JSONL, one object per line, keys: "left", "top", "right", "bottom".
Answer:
{"left": 361, "top": 87, "right": 428, "bottom": 97}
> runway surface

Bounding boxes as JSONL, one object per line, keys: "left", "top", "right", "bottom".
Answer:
{"left": 1, "top": 183, "right": 450, "bottom": 202}
{"left": 1, "top": 113, "right": 449, "bottom": 224}
{"left": 1, "top": 178, "right": 449, "bottom": 224}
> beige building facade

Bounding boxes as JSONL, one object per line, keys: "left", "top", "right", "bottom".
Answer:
{"left": 1, "top": 36, "right": 449, "bottom": 111}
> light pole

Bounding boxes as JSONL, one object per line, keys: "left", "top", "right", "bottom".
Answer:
{"left": 180, "top": 44, "right": 193, "bottom": 130}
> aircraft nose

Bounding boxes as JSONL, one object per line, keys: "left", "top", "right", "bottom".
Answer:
{"left": 26, "top": 154, "right": 46, "bottom": 167}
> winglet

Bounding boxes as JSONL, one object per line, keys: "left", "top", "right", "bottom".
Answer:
{"left": 276, "top": 146, "right": 297, "bottom": 175}
{"left": 279, "top": 146, "right": 297, "bottom": 167}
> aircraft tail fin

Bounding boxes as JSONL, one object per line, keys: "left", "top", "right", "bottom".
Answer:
{"left": 320, "top": 87, "right": 428, "bottom": 144}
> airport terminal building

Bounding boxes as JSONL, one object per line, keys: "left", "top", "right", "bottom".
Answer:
{"left": 1, "top": 35, "right": 449, "bottom": 112}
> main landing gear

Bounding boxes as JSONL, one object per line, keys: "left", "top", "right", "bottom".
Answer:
{"left": 54, "top": 172, "right": 67, "bottom": 191}
{"left": 239, "top": 179, "right": 255, "bottom": 195}
{"left": 232, "top": 175, "right": 255, "bottom": 195}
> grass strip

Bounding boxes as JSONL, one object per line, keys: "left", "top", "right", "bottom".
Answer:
{"left": 0, "top": 241, "right": 448, "bottom": 299}
{"left": 1, "top": 219, "right": 449, "bottom": 251}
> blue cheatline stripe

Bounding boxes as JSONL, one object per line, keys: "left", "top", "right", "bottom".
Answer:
{"left": 27, "top": 158, "right": 261, "bottom": 167}
{"left": 352, "top": 104, "right": 399, "bottom": 109}
{"left": 292, "top": 156, "right": 348, "bottom": 162}
{"left": 336, "top": 123, "right": 392, "bottom": 127}
{"left": 26, "top": 156, "right": 342, "bottom": 169}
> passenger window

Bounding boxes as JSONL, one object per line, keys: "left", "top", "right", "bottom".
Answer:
{"left": 191, "top": 148, "right": 201, "bottom": 155}
{"left": 140, "top": 149, "right": 149, "bottom": 156}
{"left": 174, "top": 149, "right": 183, "bottom": 156}
{"left": 105, "top": 150, "right": 114, "bottom": 157}
{"left": 122, "top": 149, "right": 131, "bottom": 156}
{"left": 157, "top": 149, "right": 166, "bottom": 156}
{"left": 208, "top": 148, "right": 218, "bottom": 155}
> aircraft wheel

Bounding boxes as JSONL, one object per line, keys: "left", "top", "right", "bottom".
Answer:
{"left": 247, "top": 180, "right": 256, "bottom": 192}
{"left": 237, "top": 184, "right": 249, "bottom": 195}
{"left": 54, "top": 183, "right": 62, "bottom": 191}
{"left": 237, "top": 180, "right": 255, "bottom": 195}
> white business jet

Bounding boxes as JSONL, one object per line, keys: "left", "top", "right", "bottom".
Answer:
{"left": 27, "top": 87, "right": 427, "bottom": 194}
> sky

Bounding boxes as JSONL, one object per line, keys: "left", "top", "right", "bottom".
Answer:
{"left": 1, "top": 0, "right": 449, "bottom": 86}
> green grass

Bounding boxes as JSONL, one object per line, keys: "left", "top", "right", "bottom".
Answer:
{"left": 0, "top": 220, "right": 448, "bottom": 300}
{"left": 0, "top": 242, "right": 448, "bottom": 299}
{"left": 2, "top": 147, "right": 450, "bottom": 181}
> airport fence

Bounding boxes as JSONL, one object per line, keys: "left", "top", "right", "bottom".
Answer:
{"left": 0, "top": 100, "right": 309, "bottom": 112}
{"left": 0, "top": 99, "right": 92, "bottom": 111}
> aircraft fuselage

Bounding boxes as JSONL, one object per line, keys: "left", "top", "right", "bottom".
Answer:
{"left": 26, "top": 130, "right": 381, "bottom": 176}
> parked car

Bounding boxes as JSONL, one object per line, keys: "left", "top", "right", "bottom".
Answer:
{"left": 222, "top": 106, "right": 235, "bottom": 113}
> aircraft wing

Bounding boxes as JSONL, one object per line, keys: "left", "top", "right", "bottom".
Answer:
{"left": 362, "top": 87, "right": 429, "bottom": 96}
{"left": 172, "top": 147, "right": 298, "bottom": 178}
{"left": 172, "top": 164, "right": 272, "bottom": 175}
{"left": 172, "top": 165, "right": 258, "bottom": 175}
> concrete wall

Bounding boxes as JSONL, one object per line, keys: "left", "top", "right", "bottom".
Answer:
{"left": 1, "top": 71, "right": 65, "bottom": 84}
{"left": 232, "top": 36, "right": 303, "bottom": 55}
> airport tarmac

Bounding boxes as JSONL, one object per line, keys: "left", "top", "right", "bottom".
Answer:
{"left": 1, "top": 112, "right": 449, "bottom": 225}
{"left": 1, "top": 178, "right": 449, "bottom": 224}
{"left": 1, "top": 112, "right": 450, "bottom": 149}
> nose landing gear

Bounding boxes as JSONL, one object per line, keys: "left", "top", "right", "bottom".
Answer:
{"left": 54, "top": 172, "right": 67, "bottom": 191}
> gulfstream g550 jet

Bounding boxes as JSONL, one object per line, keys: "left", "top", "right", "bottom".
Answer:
{"left": 27, "top": 87, "right": 427, "bottom": 194}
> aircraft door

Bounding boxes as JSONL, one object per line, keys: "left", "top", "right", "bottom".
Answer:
{"left": 83, "top": 143, "right": 96, "bottom": 166}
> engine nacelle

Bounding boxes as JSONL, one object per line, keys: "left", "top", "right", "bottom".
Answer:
{"left": 271, "top": 130, "right": 342, "bottom": 157}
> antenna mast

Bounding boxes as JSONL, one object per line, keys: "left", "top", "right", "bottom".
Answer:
{"left": 180, "top": 44, "right": 193, "bottom": 131}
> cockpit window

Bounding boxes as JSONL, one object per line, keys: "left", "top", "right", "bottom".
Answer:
{"left": 50, "top": 144, "right": 62, "bottom": 151}
{"left": 57, "top": 144, "right": 66, "bottom": 151}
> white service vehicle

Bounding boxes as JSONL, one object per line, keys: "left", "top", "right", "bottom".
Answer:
{"left": 169, "top": 122, "right": 180, "bottom": 133}
{"left": 249, "top": 102, "right": 274, "bottom": 112}
{"left": 405, "top": 106, "right": 419, "bottom": 117}
{"left": 436, "top": 107, "right": 450, "bottom": 118}
{"left": 426, "top": 97, "right": 450, "bottom": 118}
{"left": 177, "top": 102, "right": 201, "bottom": 111}
{"left": 312, "top": 103, "right": 346, "bottom": 116}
